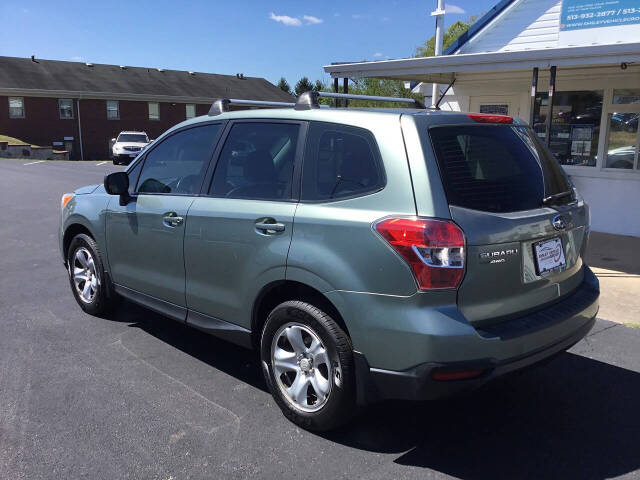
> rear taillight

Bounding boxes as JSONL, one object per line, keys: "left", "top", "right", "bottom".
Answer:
{"left": 375, "top": 217, "right": 465, "bottom": 290}
{"left": 467, "top": 113, "right": 513, "bottom": 124}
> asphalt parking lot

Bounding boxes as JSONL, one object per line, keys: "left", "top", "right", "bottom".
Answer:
{"left": 1, "top": 159, "right": 639, "bottom": 480}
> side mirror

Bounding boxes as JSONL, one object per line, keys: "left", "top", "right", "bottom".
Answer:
{"left": 111, "top": 138, "right": 116, "bottom": 142}
{"left": 104, "top": 171, "right": 131, "bottom": 205}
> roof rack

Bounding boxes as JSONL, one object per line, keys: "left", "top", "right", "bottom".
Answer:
{"left": 295, "top": 91, "right": 426, "bottom": 110}
{"left": 207, "top": 91, "right": 426, "bottom": 116}
{"left": 208, "top": 98, "right": 295, "bottom": 116}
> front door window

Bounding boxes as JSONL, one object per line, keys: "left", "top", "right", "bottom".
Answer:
{"left": 137, "top": 124, "right": 221, "bottom": 195}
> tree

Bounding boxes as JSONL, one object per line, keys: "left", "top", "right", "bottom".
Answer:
{"left": 277, "top": 77, "right": 292, "bottom": 95}
{"left": 415, "top": 16, "right": 478, "bottom": 57}
{"left": 294, "top": 76, "right": 315, "bottom": 96}
{"left": 313, "top": 79, "right": 326, "bottom": 92}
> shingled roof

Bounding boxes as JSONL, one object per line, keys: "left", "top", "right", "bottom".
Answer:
{"left": 0, "top": 56, "right": 294, "bottom": 102}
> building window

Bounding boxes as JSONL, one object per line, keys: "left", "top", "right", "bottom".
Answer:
{"left": 59, "top": 99, "right": 74, "bottom": 119}
{"left": 533, "top": 90, "right": 603, "bottom": 167}
{"left": 604, "top": 89, "right": 640, "bottom": 170}
{"left": 106, "top": 100, "right": 120, "bottom": 120}
{"left": 186, "top": 103, "right": 196, "bottom": 119}
{"left": 613, "top": 89, "right": 640, "bottom": 105}
{"left": 148, "top": 102, "right": 160, "bottom": 120}
{"left": 479, "top": 104, "right": 509, "bottom": 115}
{"left": 8, "top": 97, "right": 24, "bottom": 118}
{"left": 604, "top": 113, "right": 638, "bottom": 170}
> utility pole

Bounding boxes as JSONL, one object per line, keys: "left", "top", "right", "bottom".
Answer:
{"left": 431, "top": 0, "right": 445, "bottom": 107}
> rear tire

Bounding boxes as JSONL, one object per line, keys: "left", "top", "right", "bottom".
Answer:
{"left": 261, "top": 301, "right": 355, "bottom": 431}
{"left": 67, "top": 233, "right": 118, "bottom": 316}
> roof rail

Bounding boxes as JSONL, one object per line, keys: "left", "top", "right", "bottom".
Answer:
{"left": 295, "top": 91, "right": 426, "bottom": 110}
{"left": 208, "top": 98, "right": 296, "bottom": 116}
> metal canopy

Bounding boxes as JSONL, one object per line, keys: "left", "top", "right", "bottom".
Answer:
{"left": 324, "top": 43, "right": 640, "bottom": 82}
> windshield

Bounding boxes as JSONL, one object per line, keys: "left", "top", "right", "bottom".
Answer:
{"left": 117, "top": 134, "right": 148, "bottom": 143}
{"left": 427, "top": 124, "right": 572, "bottom": 213}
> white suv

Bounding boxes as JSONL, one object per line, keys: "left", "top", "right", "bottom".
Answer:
{"left": 111, "top": 131, "right": 150, "bottom": 165}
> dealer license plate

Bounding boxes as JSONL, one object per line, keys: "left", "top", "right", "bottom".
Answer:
{"left": 534, "top": 237, "right": 566, "bottom": 276}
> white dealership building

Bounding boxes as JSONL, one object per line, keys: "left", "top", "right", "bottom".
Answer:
{"left": 326, "top": 0, "right": 640, "bottom": 237}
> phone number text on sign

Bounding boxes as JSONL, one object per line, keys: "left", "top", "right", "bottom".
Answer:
{"left": 561, "top": 0, "right": 640, "bottom": 30}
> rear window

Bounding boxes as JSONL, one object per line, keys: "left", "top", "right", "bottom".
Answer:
{"left": 301, "top": 122, "right": 385, "bottom": 201}
{"left": 428, "top": 125, "right": 571, "bottom": 213}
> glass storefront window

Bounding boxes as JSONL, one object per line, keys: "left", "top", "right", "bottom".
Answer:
{"left": 605, "top": 112, "right": 639, "bottom": 169}
{"left": 533, "top": 90, "right": 603, "bottom": 167}
{"left": 613, "top": 89, "right": 640, "bottom": 105}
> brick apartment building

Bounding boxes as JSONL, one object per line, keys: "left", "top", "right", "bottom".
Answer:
{"left": 0, "top": 56, "right": 294, "bottom": 159}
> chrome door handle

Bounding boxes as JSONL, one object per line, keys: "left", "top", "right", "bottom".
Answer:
{"left": 163, "top": 213, "right": 183, "bottom": 227}
{"left": 255, "top": 222, "right": 285, "bottom": 233}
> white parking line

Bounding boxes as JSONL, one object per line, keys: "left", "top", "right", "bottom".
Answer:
{"left": 96, "top": 161, "right": 108, "bottom": 166}
{"left": 23, "top": 160, "right": 45, "bottom": 166}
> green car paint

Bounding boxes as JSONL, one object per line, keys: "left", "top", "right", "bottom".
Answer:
{"left": 60, "top": 106, "right": 599, "bottom": 402}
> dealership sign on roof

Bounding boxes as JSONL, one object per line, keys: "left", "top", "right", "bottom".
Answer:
{"left": 559, "top": 0, "right": 640, "bottom": 45}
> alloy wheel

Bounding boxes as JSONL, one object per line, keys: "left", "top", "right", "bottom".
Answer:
{"left": 271, "top": 322, "right": 335, "bottom": 412}
{"left": 71, "top": 247, "right": 99, "bottom": 303}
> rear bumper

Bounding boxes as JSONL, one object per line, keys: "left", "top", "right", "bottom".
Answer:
{"left": 339, "top": 266, "right": 599, "bottom": 403}
{"left": 362, "top": 315, "right": 594, "bottom": 402}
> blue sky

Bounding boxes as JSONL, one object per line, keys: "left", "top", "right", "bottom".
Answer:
{"left": 0, "top": 0, "right": 497, "bottom": 86}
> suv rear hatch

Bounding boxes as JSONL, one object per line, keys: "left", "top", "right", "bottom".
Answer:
{"left": 421, "top": 116, "right": 589, "bottom": 326}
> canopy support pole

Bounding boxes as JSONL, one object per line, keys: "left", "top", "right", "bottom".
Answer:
{"left": 343, "top": 78, "right": 349, "bottom": 107}
{"left": 545, "top": 66, "right": 556, "bottom": 147}
{"left": 530, "top": 67, "right": 538, "bottom": 127}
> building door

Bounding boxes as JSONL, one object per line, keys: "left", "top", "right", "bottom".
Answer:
{"left": 63, "top": 138, "right": 75, "bottom": 159}
{"left": 470, "top": 96, "right": 520, "bottom": 117}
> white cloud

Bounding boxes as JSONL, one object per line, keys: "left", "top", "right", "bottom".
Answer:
{"left": 269, "top": 12, "right": 323, "bottom": 26}
{"left": 373, "top": 52, "right": 383, "bottom": 57}
{"left": 334, "top": 13, "right": 341, "bottom": 17}
{"left": 352, "top": 14, "right": 363, "bottom": 19}
{"left": 70, "top": 56, "right": 84, "bottom": 62}
{"left": 445, "top": 3, "right": 466, "bottom": 14}
{"left": 269, "top": 12, "right": 302, "bottom": 27}
{"left": 380, "top": 16, "right": 390, "bottom": 22}
{"left": 303, "top": 15, "right": 323, "bottom": 24}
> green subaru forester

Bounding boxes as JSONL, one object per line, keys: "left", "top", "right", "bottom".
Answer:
{"left": 60, "top": 92, "right": 599, "bottom": 431}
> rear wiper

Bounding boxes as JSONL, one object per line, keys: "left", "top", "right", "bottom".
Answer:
{"left": 542, "top": 190, "right": 573, "bottom": 205}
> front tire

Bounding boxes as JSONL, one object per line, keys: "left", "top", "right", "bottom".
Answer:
{"left": 261, "top": 301, "right": 355, "bottom": 431}
{"left": 67, "top": 233, "right": 117, "bottom": 316}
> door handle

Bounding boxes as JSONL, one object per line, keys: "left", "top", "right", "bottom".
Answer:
{"left": 163, "top": 212, "right": 184, "bottom": 227}
{"left": 255, "top": 221, "right": 285, "bottom": 233}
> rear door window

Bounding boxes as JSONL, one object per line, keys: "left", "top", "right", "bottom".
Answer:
{"left": 301, "top": 122, "right": 385, "bottom": 201}
{"left": 209, "top": 122, "right": 300, "bottom": 201}
{"left": 428, "top": 125, "right": 571, "bottom": 213}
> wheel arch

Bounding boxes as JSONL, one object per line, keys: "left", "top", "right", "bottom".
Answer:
{"left": 251, "top": 280, "right": 350, "bottom": 351}
{"left": 62, "top": 223, "right": 95, "bottom": 265}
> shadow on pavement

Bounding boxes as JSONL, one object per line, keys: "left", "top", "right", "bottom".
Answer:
{"left": 113, "top": 301, "right": 640, "bottom": 479}
{"left": 586, "top": 231, "right": 640, "bottom": 275}
{"left": 111, "top": 299, "right": 267, "bottom": 392}
{"left": 327, "top": 352, "right": 640, "bottom": 479}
